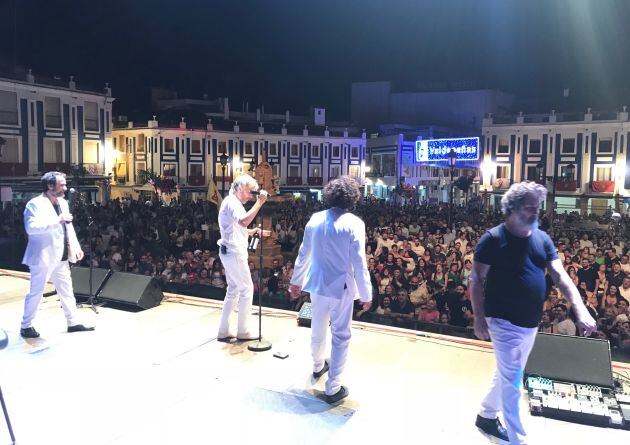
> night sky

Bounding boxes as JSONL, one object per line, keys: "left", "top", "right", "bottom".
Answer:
{"left": 2, "top": 0, "right": 630, "bottom": 120}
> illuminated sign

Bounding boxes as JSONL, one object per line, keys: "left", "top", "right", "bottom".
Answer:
{"left": 415, "top": 137, "right": 480, "bottom": 163}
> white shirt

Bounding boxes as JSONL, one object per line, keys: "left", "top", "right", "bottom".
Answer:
{"left": 217, "top": 194, "right": 248, "bottom": 252}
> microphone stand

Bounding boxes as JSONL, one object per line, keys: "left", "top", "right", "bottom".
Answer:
{"left": 248, "top": 203, "right": 272, "bottom": 352}
{"left": 77, "top": 212, "right": 105, "bottom": 314}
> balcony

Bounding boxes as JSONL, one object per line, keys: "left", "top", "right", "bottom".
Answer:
{"left": 82, "top": 163, "right": 104, "bottom": 175}
{"left": 0, "top": 162, "right": 28, "bottom": 176}
{"left": 187, "top": 175, "right": 206, "bottom": 186}
{"left": 492, "top": 178, "right": 511, "bottom": 189}
{"left": 591, "top": 180, "right": 615, "bottom": 193}
{"left": 555, "top": 180, "right": 577, "bottom": 192}
{"left": 307, "top": 177, "right": 323, "bottom": 186}
{"left": 43, "top": 163, "right": 71, "bottom": 174}
{"left": 287, "top": 176, "right": 302, "bottom": 186}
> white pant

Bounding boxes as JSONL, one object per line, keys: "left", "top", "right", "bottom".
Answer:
{"left": 21, "top": 260, "right": 80, "bottom": 329}
{"left": 310, "top": 292, "right": 354, "bottom": 396}
{"left": 479, "top": 317, "right": 538, "bottom": 445}
{"left": 217, "top": 252, "right": 253, "bottom": 337}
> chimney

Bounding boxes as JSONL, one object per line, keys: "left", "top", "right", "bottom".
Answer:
{"left": 324, "top": 126, "right": 330, "bottom": 137}
{"left": 26, "top": 69, "right": 35, "bottom": 83}
{"left": 127, "top": 122, "right": 134, "bottom": 129}
{"left": 223, "top": 97, "right": 230, "bottom": 120}
{"left": 361, "top": 129, "right": 366, "bottom": 139}
{"left": 207, "top": 119, "right": 213, "bottom": 131}
{"left": 258, "top": 123, "right": 264, "bottom": 134}
{"left": 282, "top": 123, "right": 287, "bottom": 136}
{"left": 549, "top": 109, "right": 557, "bottom": 123}
{"left": 303, "top": 125, "right": 309, "bottom": 136}
{"left": 148, "top": 115, "right": 159, "bottom": 128}
{"left": 69, "top": 75, "right": 76, "bottom": 90}
{"left": 234, "top": 121, "right": 240, "bottom": 133}
{"left": 585, "top": 107, "right": 593, "bottom": 122}
{"left": 516, "top": 111, "right": 524, "bottom": 124}
{"left": 256, "top": 108, "right": 261, "bottom": 122}
{"left": 179, "top": 117, "right": 186, "bottom": 129}
{"left": 618, "top": 106, "right": 628, "bottom": 122}
{"left": 104, "top": 82, "right": 112, "bottom": 97}
{"left": 343, "top": 128, "right": 349, "bottom": 138}
{"left": 285, "top": 110, "right": 290, "bottom": 123}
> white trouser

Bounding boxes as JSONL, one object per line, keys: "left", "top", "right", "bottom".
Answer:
{"left": 218, "top": 251, "right": 253, "bottom": 337}
{"left": 310, "top": 291, "right": 354, "bottom": 396}
{"left": 479, "top": 317, "right": 538, "bottom": 445}
{"left": 22, "top": 260, "right": 80, "bottom": 329}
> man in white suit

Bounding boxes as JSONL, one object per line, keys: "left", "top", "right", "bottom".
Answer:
{"left": 20, "top": 171, "right": 95, "bottom": 338}
{"left": 290, "top": 176, "right": 372, "bottom": 404}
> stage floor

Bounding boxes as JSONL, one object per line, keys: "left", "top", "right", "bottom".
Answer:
{"left": 0, "top": 271, "right": 628, "bottom": 445}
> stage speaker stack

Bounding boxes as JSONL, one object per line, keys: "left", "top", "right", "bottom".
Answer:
{"left": 70, "top": 268, "right": 164, "bottom": 310}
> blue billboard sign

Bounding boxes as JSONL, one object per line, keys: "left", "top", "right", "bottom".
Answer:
{"left": 415, "top": 137, "right": 480, "bottom": 163}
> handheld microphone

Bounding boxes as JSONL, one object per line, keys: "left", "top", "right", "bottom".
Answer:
{"left": 251, "top": 190, "right": 267, "bottom": 196}
{"left": 67, "top": 188, "right": 76, "bottom": 206}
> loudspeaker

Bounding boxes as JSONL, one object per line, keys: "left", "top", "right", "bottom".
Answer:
{"left": 98, "top": 272, "right": 164, "bottom": 310}
{"left": 297, "top": 303, "right": 312, "bottom": 327}
{"left": 71, "top": 267, "right": 111, "bottom": 297}
{"left": 525, "top": 333, "right": 614, "bottom": 388}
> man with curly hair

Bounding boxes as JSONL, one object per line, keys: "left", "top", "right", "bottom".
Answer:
{"left": 290, "top": 176, "right": 372, "bottom": 404}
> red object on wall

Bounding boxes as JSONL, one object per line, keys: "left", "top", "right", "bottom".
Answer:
{"left": 591, "top": 180, "right": 615, "bottom": 193}
{"left": 555, "top": 180, "right": 577, "bottom": 192}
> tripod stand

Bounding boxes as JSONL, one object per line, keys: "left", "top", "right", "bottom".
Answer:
{"left": 248, "top": 206, "right": 272, "bottom": 353}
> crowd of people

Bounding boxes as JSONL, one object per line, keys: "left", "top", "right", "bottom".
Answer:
{"left": 2, "top": 190, "right": 629, "bottom": 359}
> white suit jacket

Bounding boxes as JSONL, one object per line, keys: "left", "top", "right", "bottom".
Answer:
{"left": 291, "top": 208, "right": 372, "bottom": 303}
{"left": 22, "top": 194, "right": 82, "bottom": 268}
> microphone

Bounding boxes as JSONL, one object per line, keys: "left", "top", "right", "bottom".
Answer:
{"left": 251, "top": 190, "right": 267, "bottom": 196}
{"left": 67, "top": 188, "right": 76, "bottom": 206}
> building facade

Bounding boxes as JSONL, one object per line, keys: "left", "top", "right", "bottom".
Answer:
{"left": 110, "top": 118, "right": 367, "bottom": 201}
{"left": 0, "top": 72, "right": 114, "bottom": 202}
{"left": 481, "top": 108, "right": 630, "bottom": 214}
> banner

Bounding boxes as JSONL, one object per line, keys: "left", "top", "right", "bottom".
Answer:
{"left": 207, "top": 175, "right": 223, "bottom": 207}
{"left": 591, "top": 180, "right": 615, "bottom": 193}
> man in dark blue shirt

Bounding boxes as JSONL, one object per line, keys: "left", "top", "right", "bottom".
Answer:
{"left": 469, "top": 182, "right": 596, "bottom": 445}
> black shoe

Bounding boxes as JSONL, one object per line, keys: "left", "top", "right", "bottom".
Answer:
{"left": 313, "top": 361, "right": 330, "bottom": 379}
{"left": 67, "top": 324, "right": 95, "bottom": 333}
{"left": 217, "top": 336, "right": 235, "bottom": 343}
{"left": 326, "top": 386, "right": 348, "bottom": 404}
{"left": 475, "top": 415, "right": 508, "bottom": 442}
{"left": 20, "top": 327, "right": 40, "bottom": 338}
{"left": 236, "top": 336, "right": 258, "bottom": 342}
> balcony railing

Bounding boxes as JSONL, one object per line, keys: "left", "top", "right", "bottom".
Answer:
{"left": 187, "top": 175, "right": 206, "bottom": 186}
{"left": 591, "top": 180, "right": 615, "bottom": 193}
{"left": 82, "top": 163, "right": 104, "bottom": 175}
{"left": 43, "top": 162, "right": 71, "bottom": 174}
{"left": 0, "top": 162, "right": 28, "bottom": 176}
{"left": 492, "top": 178, "right": 511, "bottom": 189}
{"left": 307, "top": 177, "right": 323, "bottom": 186}
{"left": 287, "top": 176, "right": 302, "bottom": 185}
{"left": 555, "top": 180, "right": 577, "bottom": 192}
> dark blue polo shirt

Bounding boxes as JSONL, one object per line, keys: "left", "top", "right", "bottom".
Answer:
{"left": 474, "top": 224, "right": 558, "bottom": 328}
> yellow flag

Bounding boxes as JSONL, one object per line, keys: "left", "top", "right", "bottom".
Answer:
{"left": 207, "top": 174, "right": 223, "bottom": 207}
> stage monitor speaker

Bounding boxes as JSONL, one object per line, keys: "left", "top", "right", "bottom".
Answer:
{"left": 524, "top": 333, "right": 614, "bottom": 388}
{"left": 70, "top": 267, "right": 111, "bottom": 297}
{"left": 297, "top": 303, "right": 312, "bottom": 327}
{"left": 98, "top": 272, "right": 164, "bottom": 310}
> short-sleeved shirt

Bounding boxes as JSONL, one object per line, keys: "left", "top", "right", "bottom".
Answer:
{"left": 217, "top": 194, "right": 248, "bottom": 253}
{"left": 474, "top": 223, "right": 558, "bottom": 328}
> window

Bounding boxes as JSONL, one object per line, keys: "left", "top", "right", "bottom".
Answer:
{"left": 332, "top": 146, "right": 340, "bottom": 157}
{"left": 528, "top": 139, "right": 541, "bottom": 154}
{"left": 312, "top": 145, "right": 320, "bottom": 157}
{"left": 598, "top": 138, "right": 613, "bottom": 154}
{"left": 289, "top": 165, "right": 300, "bottom": 177}
{"left": 137, "top": 134, "right": 146, "bottom": 153}
{"left": 561, "top": 138, "right": 575, "bottom": 155}
{"left": 330, "top": 165, "right": 341, "bottom": 178}
{"left": 84, "top": 101, "right": 99, "bottom": 131}
{"left": 290, "top": 144, "right": 299, "bottom": 156}
{"left": 164, "top": 139, "right": 175, "bottom": 154}
{"left": 272, "top": 163, "right": 280, "bottom": 177}
{"left": 44, "top": 139, "right": 63, "bottom": 162}
{"left": 163, "top": 163, "right": 177, "bottom": 177}
{"left": 497, "top": 138, "right": 509, "bottom": 154}
{"left": 136, "top": 162, "right": 146, "bottom": 181}
{"left": 215, "top": 163, "right": 227, "bottom": 178}
{"left": 218, "top": 141, "right": 227, "bottom": 154}
{"left": 0, "top": 136, "right": 19, "bottom": 162}
{"left": 0, "top": 90, "right": 18, "bottom": 125}
{"left": 190, "top": 163, "right": 203, "bottom": 177}
{"left": 595, "top": 166, "right": 612, "bottom": 181}
{"left": 45, "top": 96, "right": 62, "bottom": 128}
{"left": 351, "top": 146, "right": 358, "bottom": 158}
{"left": 83, "top": 140, "right": 99, "bottom": 164}
{"left": 432, "top": 168, "right": 440, "bottom": 177}
{"left": 496, "top": 165, "right": 509, "bottom": 179}
{"left": 526, "top": 165, "right": 539, "bottom": 181}
{"left": 269, "top": 143, "right": 278, "bottom": 156}
{"left": 244, "top": 142, "right": 253, "bottom": 155}
{"left": 560, "top": 165, "right": 575, "bottom": 180}
{"left": 309, "top": 165, "right": 321, "bottom": 177}
{"left": 349, "top": 165, "right": 360, "bottom": 178}
{"left": 191, "top": 139, "right": 201, "bottom": 154}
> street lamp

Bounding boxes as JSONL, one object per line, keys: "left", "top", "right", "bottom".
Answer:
{"left": 249, "top": 159, "right": 257, "bottom": 175}
{"left": 537, "top": 161, "right": 576, "bottom": 217}
{"left": 447, "top": 149, "right": 457, "bottom": 227}
{"left": 219, "top": 152, "right": 229, "bottom": 197}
